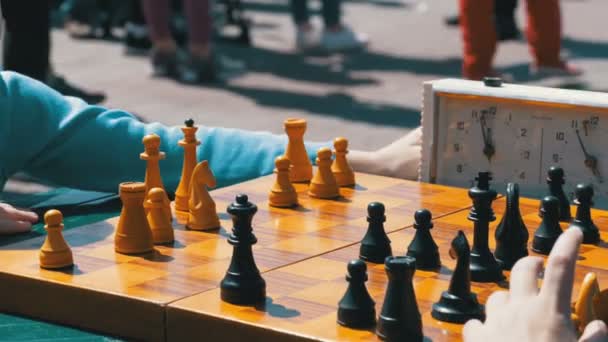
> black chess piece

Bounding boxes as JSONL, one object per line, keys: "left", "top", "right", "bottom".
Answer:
{"left": 337, "top": 259, "right": 376, "bottom": 329}
{"left": 431, "top": 231, "right": 484, "bottom": 323}
{"left": 532, "top": 196, "right": 563, "bottom": 255}
{"left": 468, "top": 172, "right": 504, "bottom": 282}
{"left": 406, "top": 209, "right": 441, "bottom": 270}
{"left": 569, "top": 184, "right": 600, "bottom": 244}
{"left": 359, "top": 202, "right": 392, "bottom": 263}
{"left": 220, "top": 194, "right": 266, "bottom": 305}
{"left": 494, "top": 183, "right": 528, "bottom": 270}
{"left": 542, "top": 166, "right": 571, "bottom": 222}
{"left": 377, "top": 256, "right": 423, "bottom": 342}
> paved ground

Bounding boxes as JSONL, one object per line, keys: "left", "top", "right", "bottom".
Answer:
{"left": 4, "top": 0, "right": 608, "bottom": 193}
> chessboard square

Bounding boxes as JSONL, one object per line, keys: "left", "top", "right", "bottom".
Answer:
{"left": 414, "top": 278, "right": 450, "bottom": 302}
{"left": 258, "top": 214, "right": 338, "bottom": 233}
{"left": 186, "top": 259, "right": 231, "bottom": 281}
{"left": 578, "top": 249, "right": 608, "bottom": 270}
{"left": 355, "top": 173, "right": 406, "bottom": 190}
{"left": 316, "top": 202, "right": 368, "bottom": 221}
{"left": 434, "top": 210, "right": 471, "bottom": 226}
{"left": 347, "top": 193, "right": 410, "bottom": 209}
{"left": 0, "top": 250, "right": 38, "bottom": 269}
{"left": 185, "top": 236, "right": 233, "bottom": 259}
{"left": 520, "top": 212, "right": 542, "bottom": 225}
{"left": 265, "top": 271, "right": 322, "bottom": 297}
{"left": 279, "top": 257, "right": 345, "bottom": 281}
{"left": 289, "top": 279, "right": 347, "bottom": 307}
{"left": 300, "top": 312, "right": 377, "bottom": 341}
{"left": 128, "top": 274, "right": 218, "bottom": 302}
{"left": 128, "top": 250, "right": 213, "bottom": 273}
{"left": 71, "top": 262, "right": 169, "bottom": 291}
{"left": 253, "top": 248, "right": 310, "bottom": 270}
{"left": 312, "top": 224, "right": 366, "bottom": 243}
{"left": 421, "top": 311, "right": 463, "bottom": 336}
{"left": 269, "top": 236, "right": 350, "bottom": 255}
{"left": 272, "top": 297, "right": 337, "bottom": 323}
{"left": 298, "top": 311, "right": 380, "bottom": 341}
{"left": 79, "top": 243, "right": 143, "bottom": 263}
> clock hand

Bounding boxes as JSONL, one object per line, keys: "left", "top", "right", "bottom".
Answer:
{"left": 480, "top": 114, "right": 495, "bottom": 161}
{"left": 575, "top": 129, "right": 603, "bottom": 183}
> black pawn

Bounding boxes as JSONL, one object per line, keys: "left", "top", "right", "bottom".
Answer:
{"left": 468, "top": 172, "right": 504, "bottom": 282}
{"left": 337, "top": 260, "right": 376, "bottom": 329}
{"left": 494, "top": 183, "right": 528, "bottom": 270}
{"left": 543, "top": 166, "right": 571, "bottom": 222}
{"left": 377, "top": 256, "right": 423, "bottom": 342}
{"left": 570, "top": 184, "right": 600, "bottom": 244}
{"left": 432, "top": 231, "right": 484, "bottom": 323}
{"left": 406, "top": 209, "right": 441, "bottom": 270}
{"left": 360, "top": 202, "right": 392, "bottom": 263}
{"left": 220, "top": 194, "right": 266, "bottom": 305}
{"left": 532, "top": 196, "right": 563, "bottom": 255}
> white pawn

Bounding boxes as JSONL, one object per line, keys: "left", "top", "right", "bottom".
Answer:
{"left": 39, "top": 210, "right": 73, "bottom": 269}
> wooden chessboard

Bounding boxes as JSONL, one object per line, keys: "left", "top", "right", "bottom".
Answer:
{"left": 0, "top": 173, "right": 473, "bottom": 341}
{"left": 165, "top": 196, "right": 608, "bottom": 342}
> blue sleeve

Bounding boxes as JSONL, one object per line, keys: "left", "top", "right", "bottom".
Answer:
{"left": 0, "top": 72, "right": 330, "bottom": 192}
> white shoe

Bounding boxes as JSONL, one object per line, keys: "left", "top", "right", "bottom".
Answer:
{"left": 296, "top": 27, "right": 321, "bottom": 52}
{"left": 321, "top": 26, "right": 368, "bottom": 52}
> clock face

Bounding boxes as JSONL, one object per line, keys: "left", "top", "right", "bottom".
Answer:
{"left": 435, "top": 96, "right": 608, "bottom": 207}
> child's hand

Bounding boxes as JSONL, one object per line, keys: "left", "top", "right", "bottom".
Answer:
{"left": 463, "top": 228, "right": 608, "bottom": 342}
{"left": 350, "top": 127, "right": 422, "bottom": 180}
{"left": 0, "top": 203, "right": 38, "bottom": 234}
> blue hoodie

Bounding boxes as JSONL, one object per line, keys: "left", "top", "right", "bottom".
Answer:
{"left": 0, "top": 71, "right": 328, "bottom": 192}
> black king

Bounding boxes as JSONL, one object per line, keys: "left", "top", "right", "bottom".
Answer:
{"left": 468, "top": 172, "right": 504, "bottom": 282}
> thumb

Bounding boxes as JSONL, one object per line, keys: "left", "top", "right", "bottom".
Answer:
{"left": 579, "top": 320, "right": 608, "bottom": 342}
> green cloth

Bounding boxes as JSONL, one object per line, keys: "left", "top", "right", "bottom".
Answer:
{"left": 0, "top": 314, "right": 121, "bottom": 341}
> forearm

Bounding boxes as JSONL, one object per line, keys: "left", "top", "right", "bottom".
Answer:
{"left": 350, "top": 127, "right": 422, "bottom": 180}
{"left": 0, "top": 71, "right": 328, "bottom": 193}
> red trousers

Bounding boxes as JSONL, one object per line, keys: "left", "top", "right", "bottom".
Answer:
{"left": 459, "top": 0, "right": 562, "bottom": 80}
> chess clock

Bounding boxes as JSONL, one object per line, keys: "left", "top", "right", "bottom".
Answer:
{"left": 420, "top": 78, "right": 608, "bottom": 208}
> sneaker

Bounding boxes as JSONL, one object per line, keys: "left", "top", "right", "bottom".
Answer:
{"left": 320, "top": 26, "right": 368, "bottom": 53}
{"left": 178, "top": 54, "right": 217, "bottom": 84}
{"left": 530, "top": 61, "right": 583, "bottom": 77}
{"left": 124, "top": 22, "right": 151, "bottom": 55}
{"left": 150, "top": 48, "right": 184, "bottom": 78}
{"left": 296, "top": 27, "right": 321, "bottom": 52}
{"left": 46, "top": 74, "right": 106, "bottom": 104}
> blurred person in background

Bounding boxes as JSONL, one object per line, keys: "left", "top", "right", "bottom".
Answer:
{"left": 291, "top": 0, "right": 368, "bottom": 53}
{"left": 445, "top": 0, "right": 520, "bottom": 42}
{"left": 141, "top": 0, "right": 215, "bottom": 83}
{"left": 459, "top": 0, "right": 581, "bottom": 80}
{"left": 0, "top": 0, "right": 106, "bottom": 104}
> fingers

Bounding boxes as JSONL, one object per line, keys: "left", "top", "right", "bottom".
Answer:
{"left": 0, "top": 218, "right": 33, "bottom": 234}
{"left": 462, "top": 319, "right": 484, "bottom": 341}
{"left": 539, "top": 228, "right": 583, "bottom": 313}
{"left": 0, "top": 203, "right": 38, "bottom": 223}
{"left": 509, "top": 256, "right": 543, "bottom": 298}
{"left": 579, "top": 320, "right": 608, "bottom": 342}
{"left": 485, "top": 291, "right": 509, "bottom": 317}
{"left": 10, "top": 208, "right": 38, "bottom": 222}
